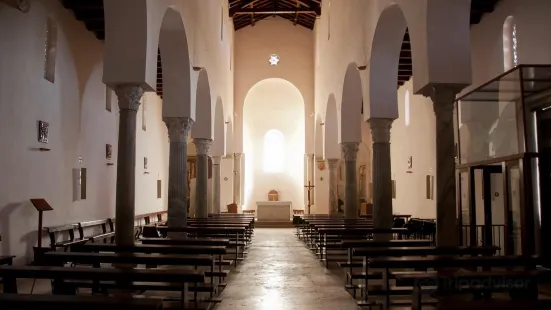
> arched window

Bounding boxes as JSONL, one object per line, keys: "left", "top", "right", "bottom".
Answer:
{"left": 503, "top": 16, "right": 518, "bottom": 71}
{"left": 263, "top": 129, "right": 285, "bottom": 173}
{"left": 404, "top": 90, "right": 410, "bottom": 127}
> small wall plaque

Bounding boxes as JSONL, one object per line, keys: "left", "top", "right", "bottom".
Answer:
{"left": 106, "top": 144, "right": 112, "bottom": 160}
{"left": 38, "top": 121, "right": 49, "bottom": 143}
{"left": 144, "top": 157, "right": 148, "bottom": 170}
{"left": 407, "top": 156, "right": 413, "bottom": 170}
{"left": 157, "top": 180, "right": 162, "bottom": 198}
{"left": 391, "top": 180, "right": 396, "bottom": 199}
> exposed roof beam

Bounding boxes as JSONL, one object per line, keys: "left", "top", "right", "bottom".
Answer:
{"left": 231, "top": 8, "right": 319, "bottom": 16}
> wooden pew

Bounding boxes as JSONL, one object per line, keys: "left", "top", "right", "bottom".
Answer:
{"left": 0, "top": 294, "right": 163, "bottom": 310}
{"left": 78, "top": 219, "right": 115, "bottom": 244}
{"left": 366, "top": 255, "right": 541, "bottom": 309}
{"left": 74, "top": 243, "right": 229, "bottom": 297}
{"left": 44, "top": 223, "right": 86, "bottom": 251}
{"left": 0, "top": 265, "right": 204, "bottom": 306}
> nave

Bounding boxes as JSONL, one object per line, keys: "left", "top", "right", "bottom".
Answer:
{"left": 217, "top": 228, "right": 359, "bottom": 310}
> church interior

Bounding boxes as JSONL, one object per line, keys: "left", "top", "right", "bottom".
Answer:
{"left": 1, "top": 0, "right": 551, "bottom": 309}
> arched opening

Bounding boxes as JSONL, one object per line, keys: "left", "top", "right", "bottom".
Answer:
{"left": 243, "top": 78, "right": 305, "bottom": 210}
{"left": 263, "top": 129, "right": 285, "bottom": 173}
{"left": 324, "top": 94, "right": 339, "bottom": 159}
{"left": 192, "top": 69, "right": 213, "bottom": 139}
{"left": 503, "top": 16, "right": 518, "bottom": 71}
{"left": 212, "top": 97, "right": 225, "bottom": 156}
{"left": 159, "top": 7, "right": 192, "bottom": 118}
{"left": 341, "top": 62, "right": 363, "bottom": 143}
{"left": 405, "top": 90, "right": 410, "bottom": 127}
{"left": 368, "top": 4, "right": 407, "bottom": 120}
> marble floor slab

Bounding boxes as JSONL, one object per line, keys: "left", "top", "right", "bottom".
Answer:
{"left": 215, "top": 228, "right": 359, "bottom": 310}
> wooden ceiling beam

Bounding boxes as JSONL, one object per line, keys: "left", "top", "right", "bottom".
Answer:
{"left": 232, "top": 8, "right": 319, "bottom": 16}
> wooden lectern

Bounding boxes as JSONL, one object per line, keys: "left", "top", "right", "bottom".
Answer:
{"left": 30, "top": 198, "right": 53, "bottom": 264}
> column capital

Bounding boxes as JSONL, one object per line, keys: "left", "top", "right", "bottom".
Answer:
{"left": 212, "top": 156, "right": 222, "bottom": 165}
{"left": 114, "top": 85, "right": 144, "bottom": 111}
{"left": 194, "top": 138, "right": 212, "bottom": 156}
{"left": 341, "top": 142, "right": 359, "bottom": 162}
{"left": 234, "top": 153, "right": 242, "bottom": 159}
{"left": 368, "top": 118, "right": 393, "bottom": 143}
{"left": 327, "top": 158, "right": 339, "bottom": 169}
{"left": 164, "top": 117, "right": 194, "bottom": 143}
{"left": 428, "top": 85, "right": 459, "bottom": 115}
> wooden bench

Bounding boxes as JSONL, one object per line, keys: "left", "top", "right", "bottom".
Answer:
{"left": 437, "top": 299, "right": 551, "bottom": 310}
{"left": 395, "top": 270, "right": 540, "bottom": 309}
{"left": 78, "top": 219, "right": 115, "bottom": 244}
{"left": 0, "top": 255, "right": 15, "bottom": 265}
{"left": 44, "top": 223, "right": 86, "bottom": 251}
{"left": 366, "top": 255, "right": 541, "bottom": 309}
{"left": 0, "top": 265, "right": 204, "bottom": 306}
{"left": 0, "top": 294, "right": 163, "bottom": 310}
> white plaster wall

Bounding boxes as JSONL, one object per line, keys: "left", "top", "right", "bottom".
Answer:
{"left": 233, "top": 17, "right": 314, "bottom": 154}
{"left": 220, "top": 157, "right": 233, "bottom": 210}
{"left": 242, "top": 79, "right": 305, "bottom": 211}
{"left": 0, "top": 1, "right": 168, "bottom": 263}
{"left": 391, "top": 80, "right": 436, "bottom": 219}
{"left": 464, "top": 0, "right": 551, "bottom": 94}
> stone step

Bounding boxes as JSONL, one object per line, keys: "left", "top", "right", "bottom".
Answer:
{"left": 255, "top": 221, "right": 294, "bottom": 228}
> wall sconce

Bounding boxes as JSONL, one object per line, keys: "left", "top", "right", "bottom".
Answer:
{"left": 357, "top": 65, "right": 367, "bottom": 71}
{"left": 193, "top": 66, "right": 202, "bottom": 72}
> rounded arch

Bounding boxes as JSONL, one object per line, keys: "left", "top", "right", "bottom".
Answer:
{"left": 324, "top": 94, "right": 339, "bottom": 159}
{"left": 341, "top": 62, "right": 363, "bottom": 143}
{"left": 159, "top": 7, "right": 193, "bottom": 118}
{"left": 315, "top": 114, "right": 324, "bottom": 158}
{"left": 192, "top": 69, "right": 213, "bottom": 139}
{"left": 212, "top": 96, "right": 226, "bottom": 156}
{"left": 369, "top": 4, "right": 407, "bottom": 120}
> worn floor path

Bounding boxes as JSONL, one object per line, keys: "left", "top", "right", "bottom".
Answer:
{"left": 216, "top": 228, "right": 359, "bottom": 310}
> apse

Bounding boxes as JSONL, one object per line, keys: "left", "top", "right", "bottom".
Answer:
{"left": 243, "top": 78, "right": 305, "bottom": 210}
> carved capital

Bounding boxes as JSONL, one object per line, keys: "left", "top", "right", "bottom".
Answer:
{"left": 327, "top": 158, "right": 339, "bottom": 169}
{"left": 163, "top": 117, "right": 194, "bottom": 143}
{"left": 212, "top": 156, "right": 222, "bottom": 165}
{"left": 368, "top": 118, "right": 393, "bottom": 144}
{"left": 428, "top": 85, "right": 458, "bottom": 117}
{"left": 341, "top": 142, "right": 359, "bottom": 162}
{"left": 1, "top": 0, "right": 30, "bottom": 12}
{"left": 194, "top": 138, "right": 212, "bottom": 156}
{"left": 114, "top": 85, "right": 144, "bottom": 111}
{"left": 234, "top": 153, "right": 242, "bottom": 160}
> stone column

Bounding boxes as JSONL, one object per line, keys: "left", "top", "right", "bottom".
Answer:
{"left": 233, "top": 153, "right": 242, "bottom": 205}
{"left": 327, "top": 159, "right": 339, "bottom": 215}
{"left": 164, "top": 117, "right": 193, "bottom": 230}
{"left": 212, "top": 156, "right": 222, "bottom": 214}
{"left": 429, "top": 86, "right": 459, "bottom": 247}
{"left": 114, "top": 85, "right": 144, "bottom": 246}
{"left": 194, "top": 138, "right": 212, "bottom": 218}
{"left": 369, "top": 118, "right": 394, "bottom": 240}
{"left": 342, "top": 143, "right": 359, "bottom": 219}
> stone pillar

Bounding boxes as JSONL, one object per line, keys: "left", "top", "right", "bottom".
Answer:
{"left": 114, "top": 85, "right": 144, "bottom": 246}
{"left": 369, "top": 118, "right": 394, "bottom": 240}
{"left": 327, "top": 159, "right": 339, "bottom": 215}
{"left": 164, "top": 117, "right": 193, "bottom": 230}
{"left": 342, "top": 143, "right": 359, "bottom": 219}
{"left": 429, "top": 86, "right": 459, "bottom": 247}
{"left": 233, "top": 153, "right": 242, "bottom": 205}
{"left": 194, "top": 138, "right": 212, "bottom": 218}
{"left": 212, "top": 156, "right": 222, "bottom": 214}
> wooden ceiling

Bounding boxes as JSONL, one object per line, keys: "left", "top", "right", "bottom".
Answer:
{"left": 62, "top": 0, "right": 500, "bottom": 95}
{"left": 229, "top": 0, "right": 322, "bottom": 31}
{"left": 397, "top": 0, "right": 501, "bottom": 87}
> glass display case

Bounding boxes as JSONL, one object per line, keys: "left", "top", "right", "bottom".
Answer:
{"left": 454, "top": 65, "right": 551, "bottom": 258}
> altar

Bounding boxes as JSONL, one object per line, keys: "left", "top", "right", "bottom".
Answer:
{"left": 256, "top": 201, "right": 292, "bottom": 221}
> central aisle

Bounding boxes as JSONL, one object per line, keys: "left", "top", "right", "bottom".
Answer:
{"left": 216, "top": 228, "right": 359, "bottom": 310}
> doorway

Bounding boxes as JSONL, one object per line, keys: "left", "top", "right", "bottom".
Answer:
{"left": 537, "top": 108, "right": 551, "bottom": 266}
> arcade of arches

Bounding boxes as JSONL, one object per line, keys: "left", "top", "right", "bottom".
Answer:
{"left": 2, "top": 0, "right": 551, "bottom": 308}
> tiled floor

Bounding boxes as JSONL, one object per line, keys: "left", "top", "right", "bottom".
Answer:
{"left": 216, "top": 228, "right": 359, "bottom": 310}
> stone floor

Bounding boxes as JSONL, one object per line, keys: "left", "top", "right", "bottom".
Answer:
{"left": 215, "top": 228, "right": 360, "bottom": 310}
